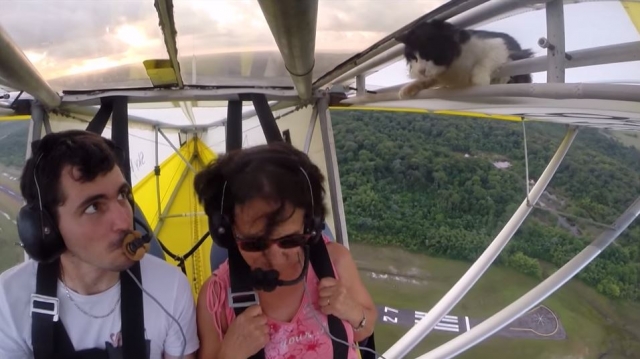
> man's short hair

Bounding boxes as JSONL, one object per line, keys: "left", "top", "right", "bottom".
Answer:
{"left": 19, "top": 130, "right": 125, "bottom": 224}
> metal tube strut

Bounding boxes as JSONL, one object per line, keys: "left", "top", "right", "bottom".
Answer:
{"left": 158, "top": 128, "right": 196, "bottom": 173}
{"left": 154, "top": 127, "right": 163, "bottom": 223}
{"left": 153, "top": 158, "right": 191, "bottom": 236}
{"left": 0, "top": 25, "right": 60, "bottom": 109}
{"left": 333, "top": 46, "right": 402, "bottom": 87}
{"left": 42, "top": 115, "right": 52, "bottom": 135}
{"left": 154, "top": 0, "right": 184, "bottom": 88}
{"left": 356, "top": 75, "right": 366, "bottom": 96}
{"left": 29, "top": 102, "right": 46, "bottom": 143}
{"left": 382, "top": 126, "right": 579, "bottom": 359}
{"left": 342, "top": 83, "right": 640, "bottom": 105}
{"left": 495, "top": 41, "right": 640, "bottom": 79}
{"left": 252, "top": 94, "right": 283, "bottom": 143}
{"left": 418, "top": 191, "right": 640, "bottom": 359}
{"left": 161, "top": 212, "right": 206, "bottom": 219}
{"left": 303, "top": 106, "right": 318, "bottom": 154}
{"left": 257, "top": 0, "right": 318, "bottom": 100}
{"left": 226, "top": 100, "right": 243, "bottom": 151}
{"left": 60, "top": 88, "right": 300, "bottom": 108}
{"left": 318, "top": 96, "right": 349, "bottom": 248}
{"left": 545, "top": 0, "right": 566, "bottom": 83}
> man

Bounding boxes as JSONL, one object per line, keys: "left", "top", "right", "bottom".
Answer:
{"left": 0, "top": 130, "right": 199, "bottom": 359}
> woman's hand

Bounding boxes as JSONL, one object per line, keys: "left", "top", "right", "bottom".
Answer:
{"left": 318, "top": 277, "right": 364, "bottom": 328}
{"left": 219, "top": 305, "right": 269, "bottom": 359}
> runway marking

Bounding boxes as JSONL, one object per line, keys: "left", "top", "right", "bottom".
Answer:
{"left": 376, "top": 304, "right": 564, "bottom": 339}
{"left": 508, "top": 305, "right": 559, "bottom": 337}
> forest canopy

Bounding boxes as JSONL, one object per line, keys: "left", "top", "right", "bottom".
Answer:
{"left": 331, "top": 110, "right": 640, "bottom": 301}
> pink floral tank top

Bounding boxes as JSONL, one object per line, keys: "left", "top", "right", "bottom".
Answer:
{"left": 205, "top": 239, "right": 359, "bottom": 359}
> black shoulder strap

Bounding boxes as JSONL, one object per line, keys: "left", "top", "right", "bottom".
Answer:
{"left": 120, "top": 261, "right": 147, "bottom": 359}
{"left": 32, "top": 260, "right": 147, "bottom": 359}
{"left": 228, "top": 240, "right": 350, "bottom": 359}
{"left": 358, "top": 333, "right": 378, "bottom": 359}
{"left": 32, "top": 259, "right": 60, "bottom": 359}
{"left": 228, "top": 246, "right": 266, "bottom": 359}
{"left": 308, "top": 240, "right": 350, "bottom": 359}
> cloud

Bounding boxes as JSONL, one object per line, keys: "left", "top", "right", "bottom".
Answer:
{"left": 0, "top": 0, "right": 445, "bottom": 88}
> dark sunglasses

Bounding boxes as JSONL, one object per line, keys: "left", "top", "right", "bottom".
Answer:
{"left": 234, "top": 232, "right": 310, "bottom": 252}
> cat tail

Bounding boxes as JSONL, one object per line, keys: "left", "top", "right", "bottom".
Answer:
{"left": 508, "top": 49, "right": 535, "bottom": 83}
{"left": 508, "top": 49, "right": 535, "bottom": 61}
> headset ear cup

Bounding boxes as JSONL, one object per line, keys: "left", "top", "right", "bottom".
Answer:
{"left": 17, "top": 203, "right": 65, "bottom": 263}
{"left": 209, "top": 213, "right": 234, "bottom": 249}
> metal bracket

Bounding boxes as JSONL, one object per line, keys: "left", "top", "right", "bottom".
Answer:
{"left": 227, "top": 289, "right": 260, "bottom": 309}
{"left": 538, "top": 37, "right": 573, "bottom": 60}
{"left": 30, "top": 294, "right": 60, "bottom": 322}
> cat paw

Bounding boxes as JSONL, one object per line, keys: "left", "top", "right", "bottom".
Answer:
{"left": 470, "top": 69, "right": 492, "bottom": 86}
{"left": 399, "top": 83, "right": 421, "bottom": 99}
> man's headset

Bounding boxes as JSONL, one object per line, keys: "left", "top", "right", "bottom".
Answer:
{"left": 16, "top": 140, "right": 152, "bottom": 264}
{"left": 207, "top": 155, "right": 324, "bottom": 292}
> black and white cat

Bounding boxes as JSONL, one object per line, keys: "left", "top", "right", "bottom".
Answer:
{"left": 396, "top": 20, "right": 534, "bottom": 99}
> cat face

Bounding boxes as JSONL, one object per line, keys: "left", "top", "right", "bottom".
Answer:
{"left": 397, "top": 20, "right": 468, "bottom": 80}
{"left": 405, "top": 50, "right": 448, "bottom": 80}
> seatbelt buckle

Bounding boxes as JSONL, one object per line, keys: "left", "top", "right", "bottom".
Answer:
{"left": 30, "top": 294, "right": 60, "bottom": 322}
{"left": 227, "top": 289, "right": 259, "bottom": 309}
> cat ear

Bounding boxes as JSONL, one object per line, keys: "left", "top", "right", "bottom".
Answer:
{"left": 454, "top": 29, "right": 471, "bottom": 43}
{"left": 396, "top": 32, "right": 409, "bottom": 44}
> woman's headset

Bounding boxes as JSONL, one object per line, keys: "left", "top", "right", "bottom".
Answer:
{"left": 206, "top": 151, "right": 324, "bottom": 291}
{"left": 208, "top": 155, "right": 324, "bottom": 250}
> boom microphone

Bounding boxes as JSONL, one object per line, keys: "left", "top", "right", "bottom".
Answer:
{"left": 250, "top": 245, "right": 310, "bottom": 292}
{"left": 122, "top": 231, "right": 151, "bottom": 261}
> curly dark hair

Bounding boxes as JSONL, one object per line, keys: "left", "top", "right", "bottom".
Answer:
{"left": 194, "top": 142, "right": 327, "bottom": 237}
{"left": 19, "top": 130, "right": 125, "bottom": 223}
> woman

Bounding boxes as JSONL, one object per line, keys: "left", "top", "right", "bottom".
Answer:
{"left": 193, "top": 142, "right": 377, "bottom": 359}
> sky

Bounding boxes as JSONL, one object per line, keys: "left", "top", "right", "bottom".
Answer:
{"left": 367, "top": 1, "right": 640, "bottom": 87}
{"left": 0, "top": 1, "right": 637, "bottom": 88}
{"left": 1, "top": 0, "right": 639, "bottom": 178}
{"left": 0, "top": 0, "right": 445, "bottom": 82}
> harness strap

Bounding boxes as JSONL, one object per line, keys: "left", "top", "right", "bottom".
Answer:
{"left": 228, "top": 239, "right": 349, "bottom": 359}
{"left": 228, "top": 245, "right": 265, "bottom": 359}
{"left": 32, "top": 259, "right": 58, "bottom": 359}
{"left": 32, "top": 260, "right": 147, "bottom": 359}
{"left": 53, "top": 320, "right": 108, "bottom": 359}
{"left": 358, "top": 333, "right": 377, "bottom": 359}
{"left": 120, "top": 261, "right": 147, "bottom": 359}
{"left": 307, "top": 240, "right": 350, "bottom": 359}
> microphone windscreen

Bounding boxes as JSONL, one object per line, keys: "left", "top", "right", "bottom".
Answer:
{"left": 122, "top": 231, "right": 149, "bottom": 261}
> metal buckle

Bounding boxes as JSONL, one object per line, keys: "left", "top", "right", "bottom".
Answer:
{"left": 227, "top": 289, "right": 259, "bottom": 309}
{"left": 30, "top": 294, "right": 60, "bottom": 322}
